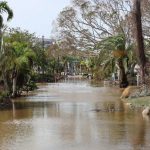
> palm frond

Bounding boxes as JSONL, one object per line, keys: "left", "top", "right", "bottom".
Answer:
{"left": 24, "top": 48, "right": 36, "bottom": 60}
{"left": 0, "top": 1, "right": 13, "bottom": 21}
{"left": 102, "top": 57, "right": 115, "bottom": 71}
{"left": 0, "top": 15, "right": 3, "bottom": 27}
{"left": 15, "top": 56, "right": 29, "bottom": 70}
{"left": 3, "top": 4, "right": 13, "bottom": 20}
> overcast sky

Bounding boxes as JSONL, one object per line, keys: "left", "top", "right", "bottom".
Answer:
{"left": 6, "top": 0, "right": 71, "bottom": 38}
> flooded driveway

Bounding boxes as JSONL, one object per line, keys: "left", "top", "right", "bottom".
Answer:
{"left": 0, "top": 80, "right": 150, "bottom": 150}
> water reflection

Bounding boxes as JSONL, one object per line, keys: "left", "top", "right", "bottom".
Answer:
{"left": 0, "top": 80, "right": 150, "bottom": 150}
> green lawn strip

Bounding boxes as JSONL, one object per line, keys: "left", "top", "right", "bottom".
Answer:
{"left": 126, "top": 96, "right": 150, "bottom": 107}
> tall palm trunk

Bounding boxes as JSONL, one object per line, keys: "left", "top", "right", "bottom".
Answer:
{"left": 2, "top": 71, "right": 9, "bottom": 92}
{"left": 64, "top": 61, "right": 67, "bottom": 77}
{"left": 12, "top": 77, "right": 17, "bottom": 97}
{"left": 12, "top": 69, "right": 17, "bottom": 97}
{"left": 0, "top": 28, "right": 2, "bottom": 54}
{"left": 0, "top": 1, "right": 13, "bottom": 53}
{"left": 133, "top": 0, "right": 146, "bottom": 84}
{"left": 118, "top": 59, "right": 128, "bottom": 88}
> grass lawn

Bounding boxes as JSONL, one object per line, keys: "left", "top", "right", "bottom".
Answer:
{"left": 125, "top": 96, "right": 150, "bottom": 108}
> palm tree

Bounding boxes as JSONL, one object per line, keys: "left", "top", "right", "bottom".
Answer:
{"left": 11, "top": 42, "right": 35, "bottom": 97}
{"left": 1, "top": 28, "right": 36, "bottom": 96}
{"left": 0, "top": 1, "right": 13, "bottom": 53}
{"left": 98, "top": 34, "right": 129, "bottom": 88}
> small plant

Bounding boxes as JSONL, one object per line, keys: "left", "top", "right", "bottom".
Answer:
{"left": 0, "top": 91, "right": 9, "bottom": 102}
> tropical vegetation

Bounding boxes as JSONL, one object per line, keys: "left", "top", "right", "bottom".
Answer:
{"left": 1, "top": 0, "right": 150, "bottom": 102}
{"left": 54, "top": 0, "right": 150, "bottom": 87}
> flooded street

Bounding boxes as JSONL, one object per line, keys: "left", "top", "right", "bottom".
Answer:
{"left": 0, "top": 80, "right": 150, "bottom": 150}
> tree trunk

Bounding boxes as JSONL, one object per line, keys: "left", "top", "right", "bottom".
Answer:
{"left": 12, "top": 77, "right": 17, "bottom": 97}
{"left": 64, "top": 62, "right": 67, "bottom": 77}
{"left": 2, "top": 71, "right": 9, "bottom": 92}
{"left": 133, "top": 0, "right": 146, "bottom": 84}
{"left": 118, "top": 59, "right": 128, "bottom": 88}
{"left": 12, "top": 69, "right": 17, "bottom": 97}
{"left": 0, "top": 29, "right": 2, "bottom": 54}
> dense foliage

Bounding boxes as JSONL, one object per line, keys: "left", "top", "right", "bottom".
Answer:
{"left": 1, "top": 0, "right": 150, "bottom": 100}
{"left": 54, "top": 0, "right": 150, "bottom": 87}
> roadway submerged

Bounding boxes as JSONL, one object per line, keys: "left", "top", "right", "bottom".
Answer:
{"left": 0, "top": 79, "right": 150, "bottom": 150}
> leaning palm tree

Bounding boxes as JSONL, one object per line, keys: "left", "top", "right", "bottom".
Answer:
{"left": 0, "top": 1, "right": 13, "bottom": 53}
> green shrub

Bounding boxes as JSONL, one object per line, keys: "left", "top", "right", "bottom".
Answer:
{"left": 0, "top": 91, "right": 9, "bottom": 102}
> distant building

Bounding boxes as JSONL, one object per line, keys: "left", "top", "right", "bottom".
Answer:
{"left": 38, "top": 37, "right": 55, "bottom": 48}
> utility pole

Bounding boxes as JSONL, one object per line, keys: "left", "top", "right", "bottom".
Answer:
{"left": 42, "top": 35, "right": 45, "bottom": 76}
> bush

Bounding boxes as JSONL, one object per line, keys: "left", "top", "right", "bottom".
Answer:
{"left": 0, "top": 91, "right": 9, "bottom": 102}
{"left": 93, "top": 67, "right": 112, "bottom": 81}
{"left": 32, "top": 73, "right": 55, "bottom": 82}
{"left": 22, "top": 80, "right": 37, "bottom": 92}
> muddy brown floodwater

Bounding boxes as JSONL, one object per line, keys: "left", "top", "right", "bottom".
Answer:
{"left": 0, "top": 79, "right": 150, "bottom": 150}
